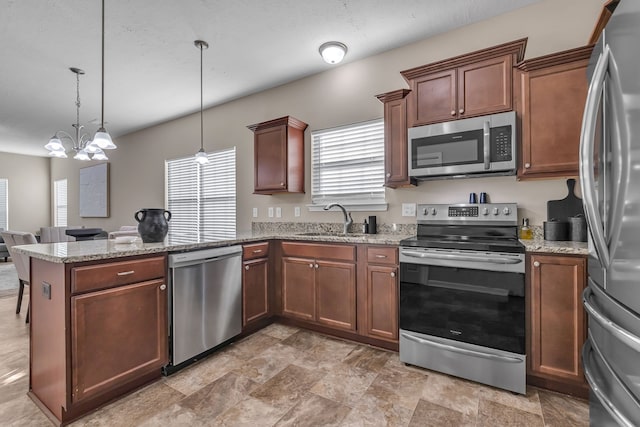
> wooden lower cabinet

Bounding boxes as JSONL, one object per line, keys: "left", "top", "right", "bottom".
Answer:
{"left": 364, "top": 264, "right": 398, "bottom": 341}
{"left": 316, "top": 260, "right": 356, "bottom": 331}
{"left": 282, "top": 257, "right": 316, "bottom": 321}
{"left": 29, "top": 254, "right": 168, "bottom": 425}
{"left": 527, "top": 253, "right": 588, "bottom": 398}
{"left": 242, "top": 257, "right": 269, "bottom": 326}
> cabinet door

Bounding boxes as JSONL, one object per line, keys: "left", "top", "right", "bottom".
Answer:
{"left": 384, "top": 95, "right": 412, "bottom": 187}
{"left": 408, "top": 69, "right": 457, "bottom": 126}
{"left": 518, "top": 61, "right": 588, "bottom": 178}
{"left": 528, "top": 254, "right": 587, "bottom": 393}
{"left": 254, "top": 125, "right": 287, "bottom": 192}
{"left": 243, "top": 258, "right": 269, "bottom": 326}
{"left": 282, "top": 257, "right": 315, "bottom": 321}
{"left": 365, "top": 264, "right": 398, "bottom": 341}
{"left": 316, "top": 260, "right": 356, "bottom": 331}
{"left": 71, "top": 279, "right": 168, "bottom": 403}
{"left": 457, "top": 55, "right": 512, "bottom": 118}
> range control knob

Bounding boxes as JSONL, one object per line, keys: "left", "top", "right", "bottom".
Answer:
{"left": 493, "top": 207, "right": 499, "bottom": 216}
{"left": 431, "top": 208, "right": 437, "bottom": 216}
{"left": 503, "top": 207, "right": 511, "bottom": 215}
{"left": 482, "top": 207, "right": 489, "bottom": 216}
{"left": 422, "top": 208, "right": 428, "bottom": 215}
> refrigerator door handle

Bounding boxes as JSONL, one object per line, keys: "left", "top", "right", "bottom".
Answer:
{"left": 583, "top": 340, "right": 637, "bottom": 427}
{"left": 583, "top": 287, "right": 640, "bottom": 352}
{"left": 579, "top": 46, "right": 611, "bottom": 269}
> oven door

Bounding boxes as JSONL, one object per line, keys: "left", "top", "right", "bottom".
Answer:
{"left": 399, "top": 247, "right": 525, "bottom": 355}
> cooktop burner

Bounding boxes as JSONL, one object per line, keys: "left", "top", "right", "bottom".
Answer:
{"left": 400, "top": 203, "right": 525, "bottom": 253}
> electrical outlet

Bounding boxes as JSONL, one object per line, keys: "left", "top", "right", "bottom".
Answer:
{"left": 268, "top": 207, "right": 274, "bottom": 218}
{"left": 252, "top": 207, "right": 258, "bottom": 218}
{"left": 402, "top": 203, "right": 417, "bottom": 217}
{"left": 294, "top": 206, "right": 301, "bottom": 217}
{"left": 42, "top": 282, "right": 51, "bottom": 300}
{"left": 276, "top": 207, "right": 282, "bottom": 218}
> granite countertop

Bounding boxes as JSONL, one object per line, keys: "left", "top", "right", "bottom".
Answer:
{"left": 519, "top": 237, "right": 588, "bottom": 256}
{"left": 13, "top": 231, "right": 412, "bottom": 264}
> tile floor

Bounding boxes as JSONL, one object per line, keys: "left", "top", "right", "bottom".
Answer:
{"left": 0, "top": 290, "right": 589, "bottom": 426}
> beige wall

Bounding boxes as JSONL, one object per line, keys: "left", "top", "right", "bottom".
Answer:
{"left": 50, "top": 0, "right": 605, "bottom": 233}
{"left": 0, "top": 152, "right": 50, "bottom": 233}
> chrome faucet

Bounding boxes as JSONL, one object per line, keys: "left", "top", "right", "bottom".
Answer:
{"left": 324, "top": 203, "right": 353, "bottom": 235}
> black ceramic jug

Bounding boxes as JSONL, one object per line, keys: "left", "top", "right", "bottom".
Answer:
{"left": 134, "top": 208, "right": 171, "bottom": 243}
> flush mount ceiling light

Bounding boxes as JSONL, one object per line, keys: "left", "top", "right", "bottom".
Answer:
{"left": 319, "top": 41, "right": 348, "bottom": 64}
{"left": 194, "top": 39, "right": 209, "bottom": 165}
{"left": 44, "top": 67, "right": 109, "bottom": 161}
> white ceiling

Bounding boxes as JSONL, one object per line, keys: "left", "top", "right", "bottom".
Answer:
{"left": 0, "top": 0, "right": 540, "bottom": 157}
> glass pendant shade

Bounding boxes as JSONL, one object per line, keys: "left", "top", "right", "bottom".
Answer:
{"left": 49, "top": 149, "right": 68, "bottom": 158}
{"left": 194, "top": 148, "right": 208, "bottom": 165}
{"left": 319, "top": 42, "right": 347, "bottom": 64}
{"left": 84, "top": 141, "right": 100, "bottom": 153}
{"left": 92, "top": 148, "right": 108, "bottom": 161}
{"left": 45, "top": 136, "right": 65, "bottom": 151}
{"left": 73, "top": 149, "right": 91, "bottom": 161}
{"left": 92, "top": 127, "right": 116, "bottom": 149}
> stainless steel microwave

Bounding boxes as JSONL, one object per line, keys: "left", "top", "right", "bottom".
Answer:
{"left": 408, "top": 111, "right": 517, "bottom": 180}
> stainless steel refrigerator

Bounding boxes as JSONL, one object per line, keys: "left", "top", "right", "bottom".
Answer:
{"left": 580, "top": 0, "right": 640, "bottom": 425}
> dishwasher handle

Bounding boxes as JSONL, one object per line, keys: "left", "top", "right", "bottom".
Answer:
{"left": 168, "top": 246, "right": 242, "bottom": 268}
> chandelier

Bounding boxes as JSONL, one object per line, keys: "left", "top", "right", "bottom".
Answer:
{"left": 44, "top": 67, "right": 108, "bottom": 160}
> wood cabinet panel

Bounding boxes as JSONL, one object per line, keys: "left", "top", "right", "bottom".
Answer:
{"left": 243, "top": 242, "right": 269, "bottom": 261}
{"left": 282, "top": 257, "right": 315, "bottom": 321}
{"left": 457, "top": 55, "right": 512, "bottom": 118}
{"left": 248, "top": 116, "right": 307, "bottom": 194}
{"left": 365, "top": 264, "right": 398, "bottom": 341}
{"left": 409, "top": 69, "right": 457, "bottom": 126}
{"left": 366, "top": 246, "right": 398, "bottom": 265}
{"left": 71, "top": 256, "right": 166, "bottom": 294}
{"left": 316, "top": 260, "right": 356, "bottom": 331}
{"left": 281, "top": 241, "right": 356, "bottom": 262}
{"left": 71, "top": 279, "right": 168, "bottom": 403}
{"left": 527, "top": 253, "right": 588, "bottom": 398}
{"left": 516, "top": 45, "right": 592, "bottom": 179}
{"left": 243, "top": 258, "right": 269, "bottom": 326}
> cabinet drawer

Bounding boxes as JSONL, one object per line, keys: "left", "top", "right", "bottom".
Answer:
{"left": 366, "top": 246, "right": 398, "bottom": 265}
{"left": 72, "top": 256, "right": 166, "bottom": 294}
{"left": 243, "top": 242, "right": 269, "bottom": 260}
{"left": 281, "top": 241, "right": 356, "bottom": 262}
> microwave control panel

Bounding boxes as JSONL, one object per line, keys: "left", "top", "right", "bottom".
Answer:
{"left": 490, "top": 126, "right": 513, "bottom": 162}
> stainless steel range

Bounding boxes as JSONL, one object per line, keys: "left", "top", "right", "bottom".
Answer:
{"left": 399, "top": 203, "right": 526, "bottom": 394}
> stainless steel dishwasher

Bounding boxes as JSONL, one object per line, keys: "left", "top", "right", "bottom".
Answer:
{"left": 164, "top": 245, "right": 242, "bottom": 374}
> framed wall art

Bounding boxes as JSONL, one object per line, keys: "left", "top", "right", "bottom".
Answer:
{"left": 79, "top": 163, "right": 109, "bottom": 217}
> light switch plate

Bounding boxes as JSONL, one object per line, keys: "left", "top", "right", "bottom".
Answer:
{"left": 276, "top": 207, "right": 282, "bottom": 218}
{"left": 268, "top": 207, "right": 274, "bottom": 218}
{"left": 402, "top": 203, "right": 417, "bottom": 217}
{"left": 42, "top": 282, "right": 51, "bottom": 300}
{"left": 252, "top": 207, "right": 258, "bottom": 218}
{"left": 294, "top": 206, "right": 301, "bottom": 217}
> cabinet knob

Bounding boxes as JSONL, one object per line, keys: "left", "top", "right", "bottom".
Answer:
{"left": 160, "top": 284, "right": 166, "bottom": 291}
{"left": 280, "top": 182, "right": 285, "bottom": 187}
{"left": 533, "top": 261, "right": 540, "bottom": 267}
{"left": 386, "top": 173, "right": 391, "bottom": 178}
{"left": 390, "top": 271, "right": 396, "bottom": 278}
{"left": 525, "top": 163, "right": 531, "bottom": 169}
{"left": 315, "top": 264, "right": 319, "bottom": 269}
{"left": 245, "top": 265, "right": 250, "bottom": 270}
{"left": 451, "top": 110, "right": 456, "bottom": 116}
{"left": 459, "top": 108, "right": 464, "bottom": 114}
{"left": 309, "top": 263, "right": 314, "bottom": 268}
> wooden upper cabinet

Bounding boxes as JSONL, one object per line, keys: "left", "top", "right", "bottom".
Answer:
{"left": 375, "top": 89, "right": 415, "bottom": 188}
{"left": 516, "top": 45, "right": 593, "bottom": 179}
{"left": 248, "top": 116, "right": 308, "bottom": 194}
{"left": 401, "top": 38, "right": 526, "bottom": 127}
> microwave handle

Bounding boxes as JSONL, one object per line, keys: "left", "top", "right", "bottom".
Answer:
{"left": 483, "top": 120, "right": 490, "bottom": 170}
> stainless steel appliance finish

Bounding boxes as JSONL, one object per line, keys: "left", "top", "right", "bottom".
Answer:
{"left": 166, "top": 245, "right": 242, "bottom": 370}
{"left": 408, "top": 111, "right": 516, "bottom": 180}
{"left": 399, "top": 203, "right": 526, "bottom": 394}
{"left": 580, "top": 1, "right": 640, "bottom": 424}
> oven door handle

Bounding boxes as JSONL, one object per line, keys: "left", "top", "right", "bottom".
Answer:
{"left": 400, "top": 250, "right": 522, "bottom": 265}
{"left": 401, "top": 333, "right": 524, "bottom": 364}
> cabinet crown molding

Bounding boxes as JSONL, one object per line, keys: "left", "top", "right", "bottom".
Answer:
{"left": 400, "top": 38, "right": 527, "bottom": 82}
{"left": 375, "top": 89, "right": 411, "bottom": 103}
{"left": 247, "top": 116, "right": 308, "bottom": 132}
{"left": 516, "top": 45, "right": 594, "bottom": 72}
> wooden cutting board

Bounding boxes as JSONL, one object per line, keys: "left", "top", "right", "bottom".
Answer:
{"left": 547, "top": 179, "right": 585, "bottom": 221}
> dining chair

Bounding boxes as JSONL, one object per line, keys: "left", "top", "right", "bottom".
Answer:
{"left": 0, "top": 230, "right": 37, "bottom": 323}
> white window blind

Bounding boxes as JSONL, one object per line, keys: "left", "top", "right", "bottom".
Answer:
{"left": 166, "top": 148, "right": 236, "bottom": 244}
{"left": 311, "top": 119, "right": 385, "bottom": 207}
{"left": 54, "top": 179, "right": 67, "bottom": 227}
{"left": 0, "top": 179, "right": 7, "bottom": 230}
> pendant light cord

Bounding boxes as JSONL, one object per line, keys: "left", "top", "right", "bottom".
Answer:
{"left": 75, "top": 71, "right": 81, "bottom": 143}
{"left": 200, "top": 43, "right": 204, "bottom": 151}
{"left": 101, "top": 0, "right": 105, "bottom": 128}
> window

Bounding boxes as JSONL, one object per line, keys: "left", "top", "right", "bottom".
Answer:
{"left": 311, "top": 119, "right": 386, "bottom": 209}
{"left": 0, "top": 179, "right": 7, "bottom": 230}
{"left": 166, "top": 147, "right": 236, "bottom": 244}
{"left": 54, "top": 179, "right": 67, "bottom": 227}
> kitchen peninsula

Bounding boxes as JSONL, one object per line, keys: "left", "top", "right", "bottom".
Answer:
{"left": 15, "top": 230, "right": 587, "bottom": 425}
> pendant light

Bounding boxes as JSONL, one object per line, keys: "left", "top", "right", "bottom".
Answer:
{"left": 91, "top": 0, "right": 116, "bottom": 151}
{"left": 194, "top": 39, "right": 209, "bottom": 165}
